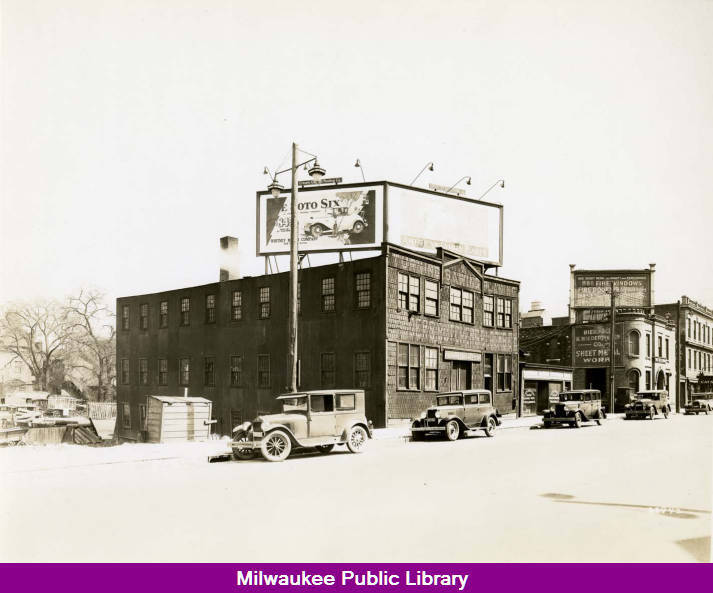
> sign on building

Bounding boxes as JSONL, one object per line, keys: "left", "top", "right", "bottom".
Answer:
{"left": 572, "top": 271, "right": 651, "bottom": 310}
{"left": 573, "top": 324, "right": 623, "bottom": 367}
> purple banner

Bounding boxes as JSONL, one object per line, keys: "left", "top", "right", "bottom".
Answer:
{"left": 1, "top": 564, "right": 707, "bottom": 593}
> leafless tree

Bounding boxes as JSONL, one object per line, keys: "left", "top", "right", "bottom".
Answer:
{"left": 65, "top": 290, "right": 116, "bottom": 402}
{"left": 0, "top": 300, "right": 74, "bottom": 392}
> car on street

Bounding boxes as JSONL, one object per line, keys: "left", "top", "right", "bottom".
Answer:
{"left": 542, "top": 389, "right": 605, "bottom": 428}
{"left": 624, "top": 389, "right": 672, "bottom": 420}
{"left": 684, "top": 392, "right": 713, "bottom": 415}
{"left": 410, "top": 390, "right": 500, "bottom": 441}
{"left": 303, "top": 206, "right": 368, "bottom": 239}
{"left": 230, "top": 390, "right": 372, "bottom": 462}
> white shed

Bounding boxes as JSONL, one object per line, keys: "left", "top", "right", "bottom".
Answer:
{"left": 146, "top": 396, "right": 213, "bottom": 443}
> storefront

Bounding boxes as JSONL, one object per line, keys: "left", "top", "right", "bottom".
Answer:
{"left": 520, "top": 364, "right": 573, "bottom": 416}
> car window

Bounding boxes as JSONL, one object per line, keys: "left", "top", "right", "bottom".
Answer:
{"left": 465, "top": 394, "right": 478, "bottom": 405}
{"left": 310, "top": 394, "right": 334, "bottom": 413}
{"left": 335, "top": 393, "right": 355, "bottom": 411}
{"left": 584, "top": 393, "right": 591, "bottom": 401}
{"left": 478, "top": 393, "right": 490, "bottom": 404}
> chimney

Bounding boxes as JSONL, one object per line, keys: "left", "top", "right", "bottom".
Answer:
{"left": 219, "top": 236, "right": 239, "bottom": 281}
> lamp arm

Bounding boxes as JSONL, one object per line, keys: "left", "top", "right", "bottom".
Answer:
{"left": 274, "top": 157, "right": 317, "bottom": 177}
{"left": 445, "top": 176, "right": 470, "bottom": 193}
{"left": 410, "top": 163, "right": 432, "bottom": 185}
{"left": 477, "top": 180, "right": 505, "bottom": 201}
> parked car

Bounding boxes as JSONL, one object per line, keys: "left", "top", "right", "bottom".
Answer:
{"left": 303, "top": 207, "right": 367, "bottom": 239}
{"left": 230, "top": 390, "right": 372, "bottom": 462}
{"left": 624, "top": 390, "right": 671, "bottom": 420}
{"left": 410, "top": 390, "right": 500, "bottom": 441}
{"left": 542, "top": 389, "right": 605, "bottom": 428}
{"left": 684, "top": 392, "right": 713, "bottom": 415}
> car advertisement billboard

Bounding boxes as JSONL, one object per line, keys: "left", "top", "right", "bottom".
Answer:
{"left": 385, "top": 185, "right": 502, "bottom": 266}
{"left": 257, "top": 185, "right": 383, "bottom": 255}
{"left": 572, "top": 271, "right": 651, "bottom": 309}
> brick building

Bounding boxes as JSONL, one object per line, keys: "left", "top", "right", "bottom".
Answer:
{"left": 116, "top": 243, "right": 519, "bottom": 440}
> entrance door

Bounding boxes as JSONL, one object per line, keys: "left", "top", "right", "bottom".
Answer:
{"left": 584, "top": 368, "right": 608, "bottom": 403}
{"left": 451, "top": 362, "right": 472, "bottom": 390}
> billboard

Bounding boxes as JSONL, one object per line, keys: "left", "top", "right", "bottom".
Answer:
{"left": 572, "top": 271, "right": 651, "bottom": 309}
{"left": 385, "top": 185, "right": 502, "bottom": 265}
{"left": 573, "top": 324, "right": 623, "bottom": 367}
{"left": 257, "top": 185, "right": 383, "bottom": 255}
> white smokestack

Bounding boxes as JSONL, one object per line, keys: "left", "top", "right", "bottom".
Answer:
{"left": 219, "top": 236, "right": 239, "bottom": 281}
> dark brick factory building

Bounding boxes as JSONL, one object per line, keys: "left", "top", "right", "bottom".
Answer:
{"left": 116, "top": 243, "right": 519, "bottom": 439}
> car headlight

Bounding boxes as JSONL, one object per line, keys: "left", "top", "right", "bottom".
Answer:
{"left": 434, "top": 410, "right": 441, "bottom": 419}
{"left": 419, "top": 412, "right": 427, "bottom": 420}
{"left": 624, "top": 404, "right": 630, "bottom": 409}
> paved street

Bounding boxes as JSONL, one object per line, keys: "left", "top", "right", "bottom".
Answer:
{"left": 1, "top": 414, "right": 711, "bottom": 563}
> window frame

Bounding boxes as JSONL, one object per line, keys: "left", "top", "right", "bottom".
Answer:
{"left": 397, "top": 343, "right": 421, "bottom": 391}
{"left": 355, "top": 272, "right": 371, "bottom": 309}
{"left": 121, "top": 359, "right": 130, "bottom": 385}
{"left": 139, "top": 303, "right": 149, "bottom": 330}
{"left": 257, "top": 354, "right": 271, "bottom": 388}
{"left": 321, "top": 277, "right": 336, "bottom": 313}
{"left": 139, "top": 358, "right": 148, "bottom": 385}
{"left": 230, "top": 355, "right": 243, "bottom": 387}
{"left": 231, "top": 290, "right": 242, "bottom": 321}
{"left": 320, "top": 352, "right": 336, "bottom": 387}
{"left": 424, "top": 346, "right": 439, "bottom": 391}
{"left": 180, "top": 297, "right": 191, "bottom": 327}
{"left": 424, "top": 279, "right": 439, "bottom": 317}
{"left": 258, "top": 287, "right": 271, "bottom": 319}
{"left": 496, "top": 354, "right": 512, "bottom": 392}
{"left": 159, "top": 300, "right": 168, "bottom": 328}
{"left": 158, "top": 358, "right": 168, "bottom": 386}
{"left": 205, "top": 294, "right": 216, "bottom": 324}
{"left": 204, "top": 357, "right": 215, "bottom": 387}
{"left": 483, "top": 295, "right": 494, "bottom": 327}
{"left": 179, "top": 358, "right": 191, "bottom": 386}
{"left": 121, "top": 305, "right": 130, "bottom": 330}
{"left": 354, "top": 351, "right": 370, "bottom": 388}
{"left": 450, "top": 287, "right": 474, "bottom": 324}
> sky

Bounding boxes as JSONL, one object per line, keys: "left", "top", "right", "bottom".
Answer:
{"left": 2, "top": 0, "right": 712, "bottom": 318}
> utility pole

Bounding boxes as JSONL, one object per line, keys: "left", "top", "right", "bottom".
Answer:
{"left": 288, "top": 142, "right": 299, "bottom": 393}
{"left": 609, "top": 281, "right": 616, "bottom": 414}
{"left": 651, "top": 314, "right": 656, "bottom": 390}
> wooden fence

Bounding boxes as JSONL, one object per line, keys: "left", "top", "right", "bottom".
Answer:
{"left": 87, "top": 401, "right": 117, "bottom": 420}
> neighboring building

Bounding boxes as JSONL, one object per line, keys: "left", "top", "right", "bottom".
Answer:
{"left": 520, "top": 301, "right": 551, "bottom": 328}
{"left": 519, "top": 363, "right": 573, "bottom": 416}
{"left": 116, "top": 243, "right": 520, "bottom": 440}
{"left": 521, "top": 265, "right": 677, "bottom": 412}
{"left": 0, "top": 351, "right": 35, "bottom": 397}
{"left": 657, "top": 296, "right": 713, "bottom": 404}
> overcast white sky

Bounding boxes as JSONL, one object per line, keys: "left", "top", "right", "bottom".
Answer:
{"left": 2, "top": 0, "right": 712, "bottom": 317}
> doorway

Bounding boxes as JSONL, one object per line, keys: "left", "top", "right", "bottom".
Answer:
{"left": 451, "top": 361, "right": 472, "bottom": 390}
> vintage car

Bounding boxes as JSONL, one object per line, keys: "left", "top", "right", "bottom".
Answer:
{"left": 624, "top": 389, "right": 671, "bottom": 420}
{"left": 303, "top": 207, "right": 367, "bottom": 239}
{"left": 230, "top": 390, "right": 373, "bottom": 462}
{"left": 410, "top": 390, "right": 501, "bottom": 441}
{"left": 684, "top": 392, "right": 713, "bottom": 415}
{"left": 542, "top": 389, "right": 605, "bottom": 428}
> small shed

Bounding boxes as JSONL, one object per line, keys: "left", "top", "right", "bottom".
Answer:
{"left": 146, "top": 396, "right": 212, "bottom": 443}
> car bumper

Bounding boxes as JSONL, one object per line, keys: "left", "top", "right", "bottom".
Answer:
{"left": 411, "top": 426, "right": 445, "bottom": 433}
{"left": 625, "top": 410, "right": 653, "bottom": 418}
{"left": 543, "top": 417, "right": 577, "bottom": 425}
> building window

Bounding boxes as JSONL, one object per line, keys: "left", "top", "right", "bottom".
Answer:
{"left": 483, "top": 296, "right": 494, "bottom": 327}
{"left": 180, "top": 297, "right": 190, "bottom": 326}
{"left": 180, "top": 358, "right": 190, "bottom": 385}
{"left": 354, "top": 352, "right": 370, "bottom": 388}
{"left": 204, "top": 357, "right": 215, "bottom": 386}
{"left": 322, "top": 277, "right": 335, "bottom": 312}
{"left": 258, "top": 287, "right": 271, "bottom": 319}
{"left": 628, "top": 331, "right": 640, "bottom": 356}
{"left": 425, "top": 280, "right": 439, "bottom": 316}
{"left": 355, "top": 272, "right": 371, "bottom": 309}
{"left": 121, "top": 305, "right": 130, "bottom": 330}
{"left": 628, "top": 369, "right": 640, "bottom": 390}
{"left": 687, "top": 318, "right": 691, "bottom": 337}
{"left": 121, "top": 359, "right": 130, "bottom": 384}
{"left": 504, "top": 299, "right": 513, "bottom": 328}
{"left": 257, "top": 354, "right": 270, "bottom": 388}
{"left": 398, "top": 273, "right": 419, "bottom": 312}
{"left": 205, "top": 294, "right": 216, "bottom": 324}
{"left": 139, "top": 304, "right": 149, "bottom": 330}
{"left": 158, "top": 359, "right": 168, "bottom": 386}
{"left": 657, "top": 335, "right": 662, "bottom": 358}
{"left": 121, "top": 403, "right": 131, "bottom": 430}
{"left": 645, "top": 369, "right": 651, "bottom": 390}
{"left": 496, "top": 354, "right": 512, "bottom": 391}
{"left": 397, "top": 343, "right": 420, "bottom": 390}
{"left": 496, "top": 298, "right": 512, "bottom": 328}
{"left": 230, "top": 355, "right": 242, "bottom": 387}
{"left": 320, "top": 352, "right": 336, "bottom": 387}
{"left": 159, "top": 301, "right": 168, "bottom": 328}
{"left": 231, "top": 290, "right": 242, "bottom": 321}
{"left": 139, "top": 358, "right": 148, "bottom": 385}
{"left": 425, "top": 347, "right": 438, "bottom": 391}
{"left": 450, "top": 288, "right": 474, "bottom": 323}
{"left": 646, "top": 334, "right": 651, "bottom": 358}
{"left": 483, "top": 353, "right": 493, "bottom": 392}
{"left": 688, "top": 348, "right": 691, "bottom": 369}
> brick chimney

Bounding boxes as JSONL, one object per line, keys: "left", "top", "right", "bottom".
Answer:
{"left": 219, "top": 236, "right": 239, "bottom": 281}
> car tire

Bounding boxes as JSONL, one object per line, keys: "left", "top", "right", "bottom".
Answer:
{"left": 649, "top": 407, "right": 656, "bottom": 420}
{"left": 311, "top": 224, "right": 325, "bottom": 238}
{"left": 663, "top": 407, "right": 669, "bottom": 419}
{"left": 573, "top": 412, "right": 582, "bottom": 428}
{"left": 484, "top": 416, "right": 497, "bottom": 437}
{"left": 352, "top": 221, "right": 365, "bottom": 234}
{"left": 316, "top": 444, "right": 335, "bottom": 454}
{"left": 445, "top": 420, "right": 460, "bottom": 441}
{"left": 346, "top": 425, "right": 368, "bottom": 453}
{"left": 595, "top": 410, "right": 603, "bottom": 426}
{"left": 543, "top": 419, "right": 552, "bottom": 429}
{"left": 260, "top": 430, "right": 292, "bottom": 462}
{"left": 232, "top": 430, "right": 256, "bottom": 460}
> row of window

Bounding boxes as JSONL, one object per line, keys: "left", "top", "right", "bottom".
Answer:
{"left": 687, "top": 348, "right": 712, "bottom": 372}
{"left": 119, "top": 352, "right": 373, "bottom": 389}
{"left": 687, "top": 317, "right": 713, "bottom": 346}
{"left": 627, "top": 369, "right": 671, "bottom": 391}
{"left": 395, "top": 343, "right": 513, "bottom": 393}
{"left": 627, "top": 331, "right": 670, "bottom": 360}
{"left": 121, "top": 273, "right": 373, "bottom": 330}
{"left": 396, "top": 272, "right": 513, "bottom": 328}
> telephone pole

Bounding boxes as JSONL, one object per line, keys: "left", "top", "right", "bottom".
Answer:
{"left": 608, "top": 281, "right": 617, "bottom": 414}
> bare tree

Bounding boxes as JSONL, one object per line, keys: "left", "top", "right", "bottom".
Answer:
{"left": 0, "top": 300, "right": 74, "bottom": 392}
{"left": 65, "top": 290, "right": 116, "bottom": 402}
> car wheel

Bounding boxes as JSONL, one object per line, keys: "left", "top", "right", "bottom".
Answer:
{"left": 595, "top": 410, "right": 603, "bottom": 425}
{"left": 232, "top": 430, "right": 256, "bottom": 460}
{"left": 649, "top": 407, "right": 656, "bottom": 420}
{"left": 663, "top": 407, "right": 669, "bottom": 419}
{"left": 543, "top": 419, "right": 552, "bottom": 428}
{"left": 573, "top": 412, "right": 582, "bottom": 428}
{"left": 311, "top": 224, "right": 325, "bottom": 238}
{"left": 445, "top": 420, "right": 460, "bottom": 441}
{"left": 346, "top": 425, "right": 368, "bottom": 453}
{"left": 260, "top": 430, "right": 292, "bottom": 462}
{"left": 484, "top": 416, "right": 497, "bottom": 437}
{"left": 705, "top": 409, "right": 709, "bottom": 415}
{"left": 352, "top": 220, "right": 365, "bottom": 234}
{"left": 316, "top": 444, "right": 335, "bottom": 454}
